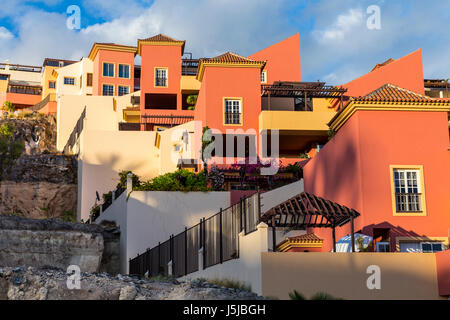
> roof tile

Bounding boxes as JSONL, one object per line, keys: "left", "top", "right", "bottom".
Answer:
{"left": 355, "top": 84, "right": 437, "bottom": 103}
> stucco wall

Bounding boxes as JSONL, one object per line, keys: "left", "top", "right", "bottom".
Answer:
{"left": 78, "top": 129, "right": 159, "bottom": 221}
{"left": 261, "top": 252, "right": 444, "bottom": 300}
{"left": 180, "top": 223, "right": 269, "bottom": 295}
{"left": 97, "top": 190, "right": 231, "bottom": 274}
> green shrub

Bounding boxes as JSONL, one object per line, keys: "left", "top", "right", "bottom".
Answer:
{"left": 136, "top": 169, "right": 210, "bottom": 192}
{"left": 60, "top": 210, "right": 76, "bottom": 223}
{"left": 289, "top": 290, "right": 306, "bottom": 300}
{"left": 0, "top": 123, "right": 24, "bottom": 179}
{"left": 208, "top": 278, "right": 251, "bottom": 292}
{"left": 310, "top": 292, "right": 343, "bottom": 300}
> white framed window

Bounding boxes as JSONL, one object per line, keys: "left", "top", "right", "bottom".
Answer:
{"left": 64, "top": 77, "right": 75, "bottom": 85}
{"left": 224, "top": 99, "right": 242, "bottom": 125}
{"left": 376, "top": 242, "right": 390, "bottom": 252}
{"left": 261, "top": 70, "right": 267, "bottom": 83}
{"left": 421, "top": 242, "right": 444, "bottom": 253}
{"left": 103, "top": 63, "right": 115, "bottom": 77}
{"left": 118, "top": 85, "right": 129, "bottom": 96}
{"left": 48, "top": 81, "right": 56, "bottom": 89}
{"left": 118, "top": 64, "right": 130, "bottom": 78}
{"left": 155, "top": 68, "right": 168, "bottom": 87}
{"left": 102, "top": 84, "right": 114, "bottom": 96}
{"left": 393, "top": 169, "right": 422, "bottom": 212}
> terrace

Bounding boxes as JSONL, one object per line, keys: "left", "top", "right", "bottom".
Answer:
{"left": 259, "top": 82, "right": 347, "bottom": 156}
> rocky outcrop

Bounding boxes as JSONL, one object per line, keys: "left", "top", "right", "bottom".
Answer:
{"left": 0, "top": 116, "right": 77, "bottom": 219}
{"left": 0, "top": 266, "right": 264, "bottom": 300}
{"left": 0, "top": 155, "right": 77, "bottom": 218}
{"left": 0, "top": 216, "right": 120, "bottom": 274}
{"left": 0, "top": 116, "right": 57, "bottom": 155}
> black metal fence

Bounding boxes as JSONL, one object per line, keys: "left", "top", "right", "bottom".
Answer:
{"left": 129, "top": 193, "right": 260, "bottom": 277}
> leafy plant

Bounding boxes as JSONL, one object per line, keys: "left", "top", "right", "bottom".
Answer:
{"left": 117, "top": 170, "right": 141, "bottom": 189}
{"left": 289, "top": 290, "right": 306, "bottom": 300}
{"left": 208, "top": 278, "right": 251, "bottom": 292}
{"left": 0, "top": 122, "right": 24, "bottom": 179}
{"left": 289, "top": 290, "right": 343, "bottom": 300}
{"left": 136, "top": 169, "right": 210, "bottom": 192}
{"left": 60, "top": 210, "right": 76, "bottom": 223}
{"left": 299, "top": 152, "right": 309, "bottom": 159}
{"left": 310, "top": 292, "right": 343, "bottom": 300}
{"left": 2, "top": 101, "right": 15, "bottom": 113}
{"left": 186, "top": 94, "right": 198, "bottom": 107}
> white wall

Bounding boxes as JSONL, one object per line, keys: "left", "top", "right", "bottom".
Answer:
{"left": 78, "top": 129, "right": 159, "bottom": 221}
{"left": 181, "top": 223, "right": 269, "bottom": 295}
{"left": 55, "top": 58, "right": 93, "bottom": 97}
{"left": 97, "top": 190, "right": 231, "bottom": 274}
{"left": 178, "top": 180, "right": 306, "bottom": 294}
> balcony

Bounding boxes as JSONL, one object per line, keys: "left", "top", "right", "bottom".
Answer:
{"left": 181, "top": 59, "right": 199, "bottom": 76}
{"left": 7, "top": 84, "right": 42, "bottom": 95}
{"left": 259, "top": 110, "right": 334, "bottom": 132}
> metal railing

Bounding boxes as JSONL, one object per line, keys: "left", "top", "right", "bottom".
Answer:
{"left": 181, "top": 59, "right": 199, "bottom": 76}
{"left": 7, "top": 85, "right": 42, "bottom": 95}
{"left": 129, "top": 193, "right": 260, "bottom": 277}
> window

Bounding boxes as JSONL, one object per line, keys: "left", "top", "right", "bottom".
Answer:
{"left": 155, "top": 68, "right": 168, "bottom": 87}
{"left": 393, "top": 169, "right": 422, "bottom": 212}
{"left": 261, "top": 70, "right": 267, "bottom": 83}
{"left": 48, "top": 81, "right": 56, "bottom": 89}
{"left": 118, "top": 64, "right": 130, "bottom": 78}
{"left": 376, "top": 242, "right": 390, "bottom": 252}
{"left": 118, "top": 85, "right": 129, "bottom": 96}
{"left": 421, "top": 242, "right": 444, "bottom": 253}
{"left": 64, "top": 77, "right": 75, "bottom": 85}
{"left": 224, "top": 99, "right": 242, "bottom": 125}
{"left": 103, "top": 63, "right": 115, "bottom": 77}
{"left": 86, "top": 73, "right": 93, "bottom": 87}
{"left": 102, "top": 84, "right": 114, "bottom": 96}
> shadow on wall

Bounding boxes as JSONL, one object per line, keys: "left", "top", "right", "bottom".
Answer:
{"left": 79, "top": 152, "right": 155, "bottom": 221}
{"left": 303, "top": 127, "right": 361, "bottom": 252}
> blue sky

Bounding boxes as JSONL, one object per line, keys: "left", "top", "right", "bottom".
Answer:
{"left": 0, "top": 0, "right": 449, "bottom": 85}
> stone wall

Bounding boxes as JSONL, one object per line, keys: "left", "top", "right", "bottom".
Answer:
{"left": 0, "top": 216, "right": 119, "bottom": 274}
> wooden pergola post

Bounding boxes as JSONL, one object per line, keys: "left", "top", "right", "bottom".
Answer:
{"left": 272, "top": 217, "right": 277, "bottom": 252}
{"left": 332, "top": 224, "right": 336, "bottom": 253}
{"left": 351, "top": 216, "right": 355, "bottom": 252}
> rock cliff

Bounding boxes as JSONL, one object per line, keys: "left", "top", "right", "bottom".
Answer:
{"left": 0, "top": 116, "right": 77, "bottom": 219}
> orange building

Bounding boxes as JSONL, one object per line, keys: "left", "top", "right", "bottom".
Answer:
{"left": 342, "top": 49, "right": 425, "bottom": 98}
{"left": 303, "top": 84, "right": 450, "bottom": 252}
{"left": 88, "top": 43, "right": 137, "bottom": 97}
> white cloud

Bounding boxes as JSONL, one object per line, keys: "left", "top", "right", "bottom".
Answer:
{"left": 0, "top": 27, "right": 13, "bottom": 40}
{"left": 314, "top": 8, "right": 364, "bottom": 42}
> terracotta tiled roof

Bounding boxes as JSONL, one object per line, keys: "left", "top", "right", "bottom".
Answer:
{"left": 196, "top": 52, "right": 266, "bottom": 81}
{"left": 286, "top": 233, "right": 323, "bottom": 243}
{"left": 200, "top": 52, "right": 263, "bottom": 64}
{"left": 276, "top": 233, "right": 324, "bottom": 252}
{"left": 355, "top": 84, "right": 438, "bottom": 103}
{"left": 371, "top": 58, "right": 395, "bottom": 72}
{"left": 139, "top": 34, "right": 184, "bottom": 43}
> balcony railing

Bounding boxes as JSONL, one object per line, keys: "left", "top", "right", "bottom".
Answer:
{"left": 7, "top": 85, "right": 42, "bottom": 95}
{"left": 224, "top": 112, "right": 241, "bottom": 125}
{"left": 181, "top": 59, "right": 199, "bottom": 76}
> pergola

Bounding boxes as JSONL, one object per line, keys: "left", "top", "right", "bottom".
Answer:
{"left": 260, "top": 192, "right": 360, "bottom": 252}
{"left": 261, "top": 81, "right": 348, "bottom": 110}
